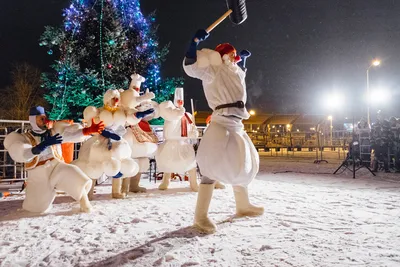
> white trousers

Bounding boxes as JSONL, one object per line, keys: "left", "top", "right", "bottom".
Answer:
{"left": 23, "top": 159, "right": 92, "bottom": 213}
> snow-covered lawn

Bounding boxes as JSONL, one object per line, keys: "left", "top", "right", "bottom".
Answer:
{"left": 1, "top": 157, "right": 400, "bottom": 267}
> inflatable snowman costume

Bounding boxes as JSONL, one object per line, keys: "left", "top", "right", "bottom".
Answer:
{"left": 73, "top": 89, "right": 139, "bottom": 199}
{"left": 183, "top": 30, "right": 264, "bottom": 233}
{"left": 4, "top": 106, "right": 101, "bottom": 213}
{"left": 121, "top": 74, "right": 159, "bottom": 193}
{"left": 154, "top": 88, "right": 200, "bottom": 192}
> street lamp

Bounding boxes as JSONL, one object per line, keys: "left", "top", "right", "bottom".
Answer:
{"left": 327, "top": 116, "right": 333, "bottom": 146}
{"left": 366, "top": 59, "right": 381, "bottom": 125}
{"left": 249, "top": 110, "right": 255, "bottom": 131}
{"left": 286, "top": 124, "right": 292, "bottom": 148}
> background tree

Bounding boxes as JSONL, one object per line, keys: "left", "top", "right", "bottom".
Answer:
{"left": 39, "top": 0, "right": 181, "bottom": 122}
{"left": 0, "top": 63, "right": 47, "bottom": 120}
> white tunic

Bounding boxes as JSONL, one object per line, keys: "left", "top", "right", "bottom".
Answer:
{"left": 183, "top": 49, "right": 259, "bottom": 186}
{"left": 183, "top": 49, "right": 250, "bottom": 120}
{"left": 123, "top": 123, "right": 158, "bottom": 172}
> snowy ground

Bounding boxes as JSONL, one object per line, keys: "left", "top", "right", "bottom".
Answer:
{"left": 1, "top": 157, "right": 400, "bottom": 267}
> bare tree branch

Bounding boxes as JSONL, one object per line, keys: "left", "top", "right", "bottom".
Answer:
{"left": 0, "top": 62, "right": 47, "bottom": 120}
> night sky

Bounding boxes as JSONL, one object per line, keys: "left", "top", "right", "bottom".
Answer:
{"left": 1, "top": 0, "right": 400, "bottom": 118}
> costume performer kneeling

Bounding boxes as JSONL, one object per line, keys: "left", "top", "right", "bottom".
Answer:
{"left": 183, "top": 29, "right": 264, "bottom": 233}
{"left": 4, "top": 106, "right": 103, "bottom": 213}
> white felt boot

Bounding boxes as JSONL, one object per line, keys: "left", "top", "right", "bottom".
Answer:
{"left": 188, "top": 168, "right": 199, "bottom": 192}
{"left": 129, "top": 173, "right": 147, "bottom": 193}
{"left": 121, "top": 177, "right": 130, "bottom": 196}
{"left": 112, "top": 178, "right": 126, "bottom": 199}
{"left": 158, "top": 172, "right": 171, "bottom": 190}
{"left": 193, "top": 184, "right": 216, "bottom": 234}
{"left": 80, "top": 192, "right": 93, "bottom": 213}
{"left": 233, "top": 186, "right": 264, "bottom": 217}
{"left": 87, "top": 179, "right": 96, "bottom": 201}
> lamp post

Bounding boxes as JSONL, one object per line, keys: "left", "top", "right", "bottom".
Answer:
{"left": 249, "top": 110, "right": 255, "bottom": 131}
{"left": 327, "top": 116, "right": 333, "bottom": 146}
{"left": 286, "top": 124, "right": 292, "bottom": 148}
{"left": 366, "top": 59, "right": 381, "bottom": 125}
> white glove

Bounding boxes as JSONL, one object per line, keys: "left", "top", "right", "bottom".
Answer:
{"left": 188, "top": 127, "right": 199, "bottom": 139}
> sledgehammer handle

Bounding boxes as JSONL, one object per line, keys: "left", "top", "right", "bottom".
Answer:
{"left": 194, "top": 9, "right": 233, "bottom": 42}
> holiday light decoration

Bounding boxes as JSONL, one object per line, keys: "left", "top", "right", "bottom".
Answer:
{"left": 40, "top": 0, "right": 180, "bottom": 121}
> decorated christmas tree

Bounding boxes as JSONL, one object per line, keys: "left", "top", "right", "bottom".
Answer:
{"left": 40, "top": 0, "right": 182, "bottom": 121}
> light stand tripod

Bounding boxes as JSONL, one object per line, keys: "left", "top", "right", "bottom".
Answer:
{"left": 333, "top": 111, "right": 375, "bottom": 178}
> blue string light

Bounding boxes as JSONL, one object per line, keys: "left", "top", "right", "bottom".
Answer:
{"left": 62, "top": 0, "right": 161, "bottom": 88}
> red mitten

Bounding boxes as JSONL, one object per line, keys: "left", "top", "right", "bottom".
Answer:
{"left": 83, "top": 118, "right": 105, "bottom": 135}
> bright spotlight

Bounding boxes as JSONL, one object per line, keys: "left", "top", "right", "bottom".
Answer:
{"left": 323, "top": 92, "right": 345, "bottom": 110}
{"left": 369, "top": 88, "right": 391, "bottom": 104}
{"left": 372, "top": 60, "right": 381, "bottom": 67}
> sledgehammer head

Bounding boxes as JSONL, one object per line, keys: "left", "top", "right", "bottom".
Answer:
{"left": 227, "top": 0, "right": 247, "bottom": 25}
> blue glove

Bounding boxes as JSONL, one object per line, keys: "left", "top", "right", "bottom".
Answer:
{"left": 112, "top": 172, "right": 123, "bottom": 178}
{"left": 237, "top": 49, "right": 251, "bottom": 70}
{"left": 240, "top": 50, "right": 251, "bottom": 58}
{"left": 101, "top": 129, "right": 121, "bottom": 141}
{"left": 185, "top": 29, "right": 210, "bottom": 61}
{"left": 31, "top": 133, "right": 63, "bottom": 155}
{"left": 136, "top": 108, "right": 154, "bottom": 119}
{"left": 193, "top": 29, "right": 209, "bottom": 43}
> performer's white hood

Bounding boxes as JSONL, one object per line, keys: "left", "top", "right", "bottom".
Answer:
{"left": 29, "top": 106, "right": 47, "bottom": 134}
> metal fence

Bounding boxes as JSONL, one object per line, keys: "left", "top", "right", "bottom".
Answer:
{"left": 258, "top": 146, "right": 348, "bottom": 161}
{"left": 0, "top": 120, "right": 205, "bottom": 189}
{"left": 1, "top": 120, "right": 349, "bottom": 192}
{"left": 0, "top": 120, "right": 30, "bottom": 184}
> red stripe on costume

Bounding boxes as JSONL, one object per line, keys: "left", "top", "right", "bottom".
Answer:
{"left": 138, "top": 120, "right": 152, "bottom": 132}
{"left": 181, "top": 113, "right": 192, "bottom": 137}
{"left": 184, "top": 113, "right": 192, "bottom": 124}
{"left": 181, "top": 116, "right": 187, "bottom": 137}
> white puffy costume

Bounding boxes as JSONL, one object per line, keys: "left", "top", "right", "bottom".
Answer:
{"left": 73, "top": 89, "right": 139, "bottom": 199}
{"left": 155, "top": 88, "right": 200, "bottom": 192}
{"left": 121, "top": 74, "right": 159, "bottom": 193}
{"left": 4, "top": 107, "right": 93, "bottom": 213}
{"left": 183, "top": 40, "right": 264, "bottom": 233}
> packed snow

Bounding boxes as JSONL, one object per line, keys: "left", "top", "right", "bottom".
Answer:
{"left": 1, "top": 157, "right": 400, "bottom": 267}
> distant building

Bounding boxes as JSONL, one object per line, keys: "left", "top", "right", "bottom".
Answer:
{"left": 192, "top": 111, "right": 354, "bottom": 148}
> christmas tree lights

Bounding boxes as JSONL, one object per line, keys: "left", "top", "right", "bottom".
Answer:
{"left": 40, "top": 0, "right": 180, "bottom": 121}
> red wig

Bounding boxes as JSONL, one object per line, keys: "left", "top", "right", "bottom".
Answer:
{"left": 215, "top": 43, "right": 236, "bottom": 57}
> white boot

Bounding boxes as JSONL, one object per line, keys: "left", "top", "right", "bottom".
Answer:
{"left": 193, "top": 184, "right": 216, "bottom": 234}
{"left": 121, "top": 178, "right": 130, "bottom": 196}
{"left": 188, "top": 168, "right": 199, "bottom": 192}
{"left": 158, "top": 172, "right": 171, "bottom": 190}
{"left": 112, "top": 178, "right": 126, "bottom": 199}
{"left": 87, "top": 178, "right": 96, "bottom": 201}
{"left": 214, "top": 181, "right": 226, "bottom": 190}
{"left": 233, "top": 186, "right": 264, "bottom": 217}
{"left": 129, "top": 173, "right": 147, "bottom": 193}
{"left": 80, "top": 192, "right": 93, "bottom": 213}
